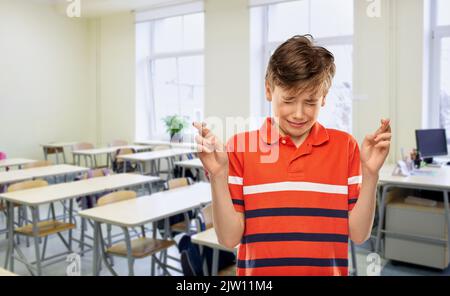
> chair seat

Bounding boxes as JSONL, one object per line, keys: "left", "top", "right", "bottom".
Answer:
{"left": 171, "top": 221, "right": 189, "bottom": 233}
{"left": 107, "top": 237, "right": 175, "bottom": 259}
{"left": 218, "top": 264, "right": 236, "bottom": 276}
{"left": 46, "top": 147, "right": 63, "bottom": 154}
{"left": 15, "top": 220, "right": 75, "bottom": 237}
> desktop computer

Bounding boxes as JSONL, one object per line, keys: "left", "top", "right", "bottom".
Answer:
{"left": 415, "top": 129, "right": 448, "bottom": 167}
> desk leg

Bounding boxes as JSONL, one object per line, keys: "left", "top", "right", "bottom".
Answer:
{"left": 167, "top": 157, "right": 173, "bottom": 180}
{"left": 123, "top": 160, "right": 127, "bottom": 173}
{"left": 198, "top": 245, "right": 209, "bottom": 276}
{"left": 150, "top": 160, "right": 156, "bottom": 175}
{"left": 444, "top": 191, "right": 450, "bottom": 261}
{"left": 151, "top": 222, "right": 156, "bottom": 276}
{"left": 211, "top": 249, "right": 219, "bottom": 276}
{"left": 31, "top": 207, "right": 42, "bottom": 276}
{"left": 68, "top": 199, "right": 73, "bottom": 251}
{"left": 5, "top": 201, "right": 14, "bottom": 271}
{"left": 43, "top": 148, "right": 48, "bottom": 161}
{"left": 62, "top": 149, "right": 67, "bottom": 164}
{"left": 93, "top": 222, "right": 100, "bottom": 276}
{"left": 122, "top": 227, "right": 135, "bottom": 276}
{"left": 162, "top": 219, "right": 170, "bottom": 267}
{"left": 80, "top": 198, "right": 87, "bottom": 254}
{"left": 138, "top": 162, "right": 144, "bottom": 175}
{"left": 375, "top": 185, "right": 389, "bottom": 254}
{"left": 350, "top": 240, "right": 358, "bottom": 276}
{"left": 146, "top": 182, "right": 152, "bottom": 195}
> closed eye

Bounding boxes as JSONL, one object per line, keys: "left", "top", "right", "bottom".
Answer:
{"left": 305, "top": 100, "right": 319, "bottom": 105}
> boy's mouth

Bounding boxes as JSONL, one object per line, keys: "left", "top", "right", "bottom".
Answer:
{"left": 287, "top": 119, "right": 308, "bottom": 128}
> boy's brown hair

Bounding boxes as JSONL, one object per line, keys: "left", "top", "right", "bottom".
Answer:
{"left": 265, "top": 35, "right": 336, "bottom": 97}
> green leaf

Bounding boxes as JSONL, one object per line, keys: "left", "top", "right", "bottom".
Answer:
{"left": 161, "top": 115, "right": 188, "bottom": 137}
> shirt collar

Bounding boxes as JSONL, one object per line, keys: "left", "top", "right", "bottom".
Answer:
{"left": 259, "top": 117, "right": 329, "bottom": 146}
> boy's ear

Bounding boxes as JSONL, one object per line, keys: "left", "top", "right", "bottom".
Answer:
{"left": 321, "top": 96, "right": 326, "bottom": 107}
{"left": 265, "top": 81, "right": 272, "bottom": 102}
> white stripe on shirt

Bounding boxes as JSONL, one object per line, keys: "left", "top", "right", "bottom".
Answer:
{"left": 228, "top": 176, "right": 244, "bottom": 185}
{"left": 348, "top": 175, "right": 362, "bottom": 185}
{"left": 243, "top": 181, "right": 348, "bottom": 195}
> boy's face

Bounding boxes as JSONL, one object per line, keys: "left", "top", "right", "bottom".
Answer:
{"left": 265, "top": 82, "right": 326, "bottom": 140}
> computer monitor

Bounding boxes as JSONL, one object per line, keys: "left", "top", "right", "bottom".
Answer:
{"left": 415, "top": 129, "right": 448, "bottom": 162}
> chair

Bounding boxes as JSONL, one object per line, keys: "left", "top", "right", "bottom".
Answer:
{"left": 166, "top": 178, "right": 196, "bottom": 234}
{"left": 9, "top": 180, "right": 76, "bottom": 274}
{"left": 96, "top": 191, "right": 176, "bottom": 276}
{"left": 168, "top": 177, "right": 190, "bottom": 189}
{"left": 80, "top": 168, "right": 112, "bottom": 180}
{"left": 23, "top": 160, "right": 53, "bottom": 169}
{"left": 25, "top": 161, "right": 62, "bottom": 222}
{"left": 8, "top": 180, "right": 48, "bottom": 192}
{"left": 153, "top": 178, "right": 196, "bottom": 273}
{"left": 0, "top": 179, "right": 34, "bottom": 246}
{"left": 24, "top": 160, "right": 57, "bottom": 187}
{"left": 72, "top": 142, "right": 95, "bottom": 167}
{"left": 150, "top": 145, "right": 171, "bottom": 176}
{"left": 77, "top": 168, "right": 112, "bottom": 254}
{"left": 43, "top": 146, "right": 66, "bottom": 164}
{"left": 107, "top": 140, "right": 129, "bottom": 168}
{"left": 112, "top": 148, "right": 137, "bottom": 173}
{"left": 108, "top": 140, "right": 128, "bottom": 147}
{"left": 178, "top": 219, "right": 237, "bottom": 277}
{"left": 73, "top": 142, "right": 95, "bottom": 150}
{"left": 195, "top": 204, "right": 213, "bottom": 231}
{"left": 196, "top": 204, "right": 236, "bottom": 276}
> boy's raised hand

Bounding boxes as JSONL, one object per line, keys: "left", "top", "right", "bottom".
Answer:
{"left": 361, "top": 119, "right": 392, "bottom": 175}
{"left": 193, "top": 122, "right": 229, "bottom": 178}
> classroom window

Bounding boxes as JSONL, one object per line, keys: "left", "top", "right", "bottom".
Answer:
{"left": 437, "top": 0, "right": 450, "bottom": 26}
{"left": 250, "top": 0, "right": 354, "bottom": 132}
{"left": 430, "top": 0, "right": 450, "bottom": 140}
{"left": 439, "top": 37, "right": 450, "bottom": 137}
{"left": 136, "top": 13, "right": 204, "bottom": 140}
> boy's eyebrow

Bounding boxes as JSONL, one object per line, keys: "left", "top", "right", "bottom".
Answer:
{"left": 282, "top": 96, "right": 296, "bottom": 100}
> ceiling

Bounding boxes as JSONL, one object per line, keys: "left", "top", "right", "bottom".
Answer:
{"left": 34, "top": 0, "right": 197, "bottom": 17}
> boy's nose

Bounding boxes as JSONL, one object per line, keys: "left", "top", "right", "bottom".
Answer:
{"left": 293, "top": 104, "right": 304, "bottom": 119}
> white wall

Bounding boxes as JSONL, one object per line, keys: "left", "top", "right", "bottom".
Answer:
{"left": 135, "top": 22, "right": 152, "bottom": 142}
{"left": 204, "top": 0, "right": 251, "bottom": 141}
{"left": 353, "top": 0, "right": 427, "bottom": 163}
{"left": 0, "top": 2, "right": 136, "bottom": 160}
{"left": 0, "top": 0, "right": 96, "bottom": 159}
{"left": 97, "top": 12, "right": 136, "bottom": 146}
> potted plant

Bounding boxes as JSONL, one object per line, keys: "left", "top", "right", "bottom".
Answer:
{"left": 162, "top": 115, "right": 188, "bottom": 143}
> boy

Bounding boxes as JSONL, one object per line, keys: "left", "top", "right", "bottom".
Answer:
{"left": 193, "top": 35, "right": 391, "bottom": 276}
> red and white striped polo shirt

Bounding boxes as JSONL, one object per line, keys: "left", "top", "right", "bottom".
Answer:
{"left": 226, "top": 117, "right": 362, "bottom": 276}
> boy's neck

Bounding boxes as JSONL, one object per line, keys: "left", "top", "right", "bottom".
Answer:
{"left": 277, "top": 124, "right": 311, "bottom": 149}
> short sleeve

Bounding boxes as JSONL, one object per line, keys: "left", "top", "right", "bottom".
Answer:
{"left": 347, "top": 136, "right": 362, "bottom": 211}
{"left": 226, "top": 136, "right": 245, "bottom": 213}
